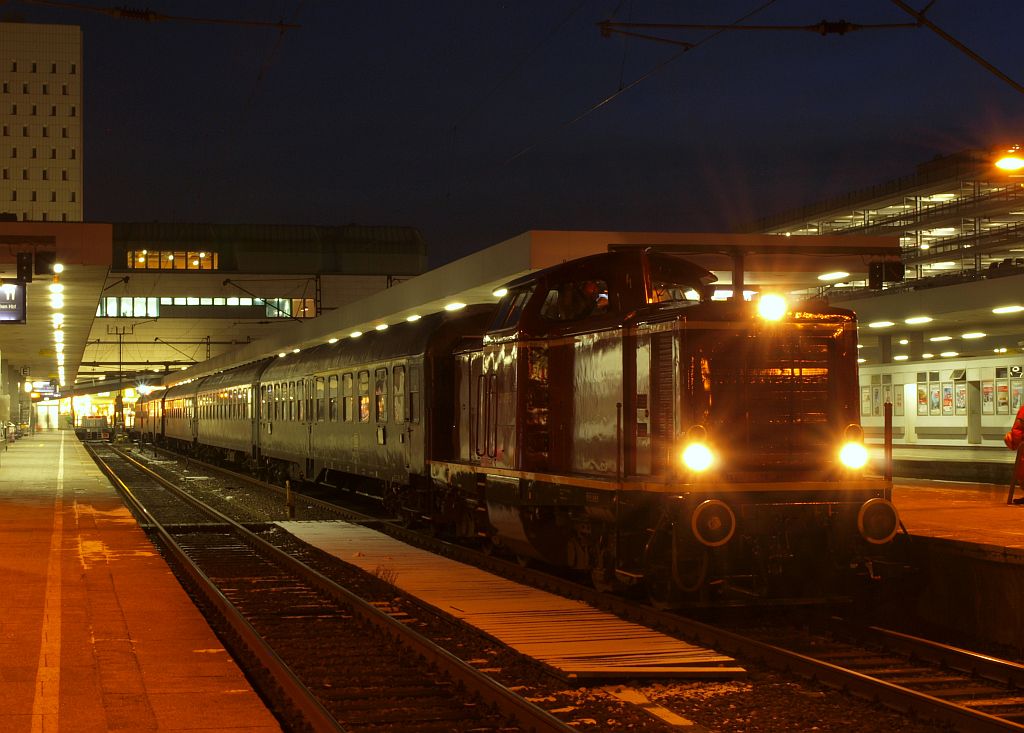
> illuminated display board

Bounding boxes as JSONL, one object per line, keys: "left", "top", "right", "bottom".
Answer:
{"left": 0, "top": 282, "right": 27, "bottom": 324}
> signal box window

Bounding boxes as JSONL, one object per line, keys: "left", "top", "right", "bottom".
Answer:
{"left": 540, "top": 279, "right": 610, "bottom": 322}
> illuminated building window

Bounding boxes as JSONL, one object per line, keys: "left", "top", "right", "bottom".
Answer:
{"left": 126, "top": 249, "right": 219, "bottom": 271}
{"left": 265, "top": 297, "right": 317, "bottom": 319}
{"left": 95, "top": 297, "right": 160, "bottom": 318}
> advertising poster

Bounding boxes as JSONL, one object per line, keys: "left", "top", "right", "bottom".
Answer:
{"left": 997, "top": 380, "right": 1010, "bottom": 414}
{"left": 929, "top": 384, "right": 941, "bottom": 416}
{"left": 941, "top": 382, "right": 953, "bottom": 415}
{"left": 894, "top": 384, "right": 904, "bottom": 416}
{"left": 872, "top": 385, "right": 882, "bottom": 416}
{"left": 861, "top": 386, "right": 871, "bottom": 416}
{"left": 917, "top": 384, "right": 928, "bottom": 415}
{"left": 954, "top": 382, "right": 967, "bottom": 416}
{"left": 1012, "top": 379, "right": 1023, "bottom": 411}
{"left": 982, "top": 381, "right": 995, "bottom": 414}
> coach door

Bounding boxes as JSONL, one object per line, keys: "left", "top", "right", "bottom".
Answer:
{"left": 300, "top": 378, "right": 314, "bottom": 479}
{"left": 189, "top": 394, "right": 199, "bottom": 444}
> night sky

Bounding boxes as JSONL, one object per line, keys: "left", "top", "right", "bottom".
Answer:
{"left": 5, "top": 1, "right": 1024, "bottom": 266}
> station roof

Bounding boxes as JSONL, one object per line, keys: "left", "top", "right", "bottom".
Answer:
{"left": 163, "top": 229, "right": 898, "bottom": 386}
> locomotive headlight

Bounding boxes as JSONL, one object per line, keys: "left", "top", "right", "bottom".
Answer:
{"left": 681, "top": 424, "right": 715, "bottom": 472}
{"left": 839, "top": 423, "right": 868, "bottom": 469}
{"left": 839, "top": 441, "right": 869, "bottom": 469}
{"left": 757, "top": 293, "right": 788, "bottom": 321}
{"left": 682, "top": 442, "right": 715, "bottom": 472}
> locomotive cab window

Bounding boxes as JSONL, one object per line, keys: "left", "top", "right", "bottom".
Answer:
{"left": 488, "top": 287, "right": 533, "bottom": 331}
{"left": 540, "top": 279, "right": 610, "bottom": 322}
{"left": 647, "top": 255, "right": 712, "bottom": 305}
{"left": 650, "top": 280, "right": 700, "bottom": 304}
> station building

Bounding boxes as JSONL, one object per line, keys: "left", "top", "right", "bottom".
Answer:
{"left": 753, "top": 148, "right": 1024, "bottom": 450}
{"left": 0, "top": 21, "right": 83, "bottom": 222}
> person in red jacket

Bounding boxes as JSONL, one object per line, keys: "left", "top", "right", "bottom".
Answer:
{"left": 1005, "top": 404, "right": 1024, "bottom": 451}
{"left": 1006, "top": 404, "right": 1024, "bottom": 504}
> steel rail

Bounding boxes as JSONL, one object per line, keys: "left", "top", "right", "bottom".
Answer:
{"left": 106, "top": 446, "right": 575, "bottom": 733}
{"left": 860, "top": 624, "right": 1024, "bottom": 689}
{"left": 129, "top": 444, "right": 1024, "bottom": 731}
{"left": 85, "top": 444, "right": 345, "bottom": 733}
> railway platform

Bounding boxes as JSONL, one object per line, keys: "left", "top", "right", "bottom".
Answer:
{"left": 0, "top": 430, "right": 280, "bottom": 733}
{"left": 869, "top": 442, "right": 1017, "bottom": 483}
{"left": 888, "top": 473, "right": 1024, "bottom": 654}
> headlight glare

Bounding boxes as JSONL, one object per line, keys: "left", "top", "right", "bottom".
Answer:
{"left": 682, "top": 442, "right": 715, "bottom": 472}
{"left": 757, "top": 293, "right": 788, "bottom": 321}
{"left": 839, "top": 441, "right": 868, "bottom": 469}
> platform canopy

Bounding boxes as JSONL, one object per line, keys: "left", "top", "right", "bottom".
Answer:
{"left": 165, "top": 230, "right": 899, "bottom": 385}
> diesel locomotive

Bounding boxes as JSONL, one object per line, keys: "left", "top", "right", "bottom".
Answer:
{"left": 136, "top": 248, "right": 900, "bottom": 603}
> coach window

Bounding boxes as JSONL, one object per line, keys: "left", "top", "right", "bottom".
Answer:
{"left": 374, "top": 368, "right": 388, "bottom": 422}
{"left": 393, "top": 366, "right": 406, "bottom": 422}
{"left": 298, "top": 381, "right": 306, "bottom": 422}
{"left": 328, "top": 375, "right": 338, "bottom": 421}
{"left": 260, "top": 385, "right": 266, "bottom": 418}
{"left": 287, "top": 381, "right": 294, "bottom": 421}
{"left": 342, "top": 373, "right": 354, "bottom": 422}
{"left": 409, "top": 366, "right": 420, "bottom": 423}
{"left": 358, "top": 370, "right": 370, "bottom": 423}
{"left": 315, "top": 377, "right": 325, "bottom": 421}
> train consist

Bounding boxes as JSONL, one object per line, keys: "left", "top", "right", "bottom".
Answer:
{"left": 137, "top": 249, "right": 900, "bottom": 603}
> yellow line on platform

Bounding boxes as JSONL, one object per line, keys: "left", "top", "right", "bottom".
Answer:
{"left": 31, "top": 432, "right": 64, "bottom": 733}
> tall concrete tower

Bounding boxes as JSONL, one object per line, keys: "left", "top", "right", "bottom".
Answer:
{"left": 0, "top": 21, "right": 83, "bottom": 222}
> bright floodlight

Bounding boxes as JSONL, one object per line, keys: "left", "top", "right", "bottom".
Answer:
{"left": 995, "top": 147, "right": 1024, "bottom": 171}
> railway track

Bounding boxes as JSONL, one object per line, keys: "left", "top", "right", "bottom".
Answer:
{"left": 85, "top": 443, "right": 574, "bottom": 733}
{"left": 116, "top": 443, "right": 1024, "bottom": 731}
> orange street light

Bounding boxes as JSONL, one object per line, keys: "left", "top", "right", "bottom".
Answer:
{"left": 995, "top": 145, "right": 1024, "bottom": 172}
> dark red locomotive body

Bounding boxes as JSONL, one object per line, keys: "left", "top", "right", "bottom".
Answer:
{"left": 432, "top": 249, "right": 896, "bottom": 601}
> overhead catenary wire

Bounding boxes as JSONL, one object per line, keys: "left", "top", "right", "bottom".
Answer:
{"left": 500, "top": 0, "right": 779, "bottom": 168}
{"left": 888, "top": 0, "right": 1024, "bottom": 96}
